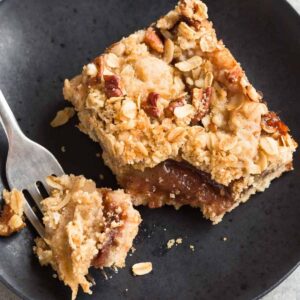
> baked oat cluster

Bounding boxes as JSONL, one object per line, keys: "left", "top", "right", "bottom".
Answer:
{"left": 63, "top": 0, "right": 297, "bottom": 223}
{"left": 34, "top": 175, "right": 141, "bottom": 300}
{"left": 0, "top": 189, "right": 26, "bottom": 236}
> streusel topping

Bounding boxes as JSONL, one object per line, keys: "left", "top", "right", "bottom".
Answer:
{"left": 64, "top": 0, "right": 297, "bottom": 186}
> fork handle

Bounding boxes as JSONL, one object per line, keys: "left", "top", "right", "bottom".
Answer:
{"left": 0, "top": 90, "right": 24, "bottom": 142}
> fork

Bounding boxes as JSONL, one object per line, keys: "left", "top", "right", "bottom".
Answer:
{"left": 0, "top": 90, "right": 65, "bottom": 238}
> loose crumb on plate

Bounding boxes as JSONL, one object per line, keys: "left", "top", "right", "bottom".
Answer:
{"left": 167, "top": 239, "right": 175, "bottom": 249}
{"left": 50, "top": 107, "right": 75, "bottom": 127}
{"left": 167, "top": 238, "right": 183, "bottom": 249}
{"left": 190, "top": 245, "right": 195, "bottom": 252}
{"left": 176, "top": 238, "right": 183, "bottom": 245}
{"left": 132, "top": 262, "right": 153, "bottom": 276}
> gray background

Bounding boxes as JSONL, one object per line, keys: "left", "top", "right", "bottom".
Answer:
{"left": 0, "top": 0, "right": 299, "bottom": 299}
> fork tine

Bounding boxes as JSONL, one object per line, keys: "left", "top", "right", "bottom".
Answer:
{"left": 26, "top": 186, "right": 43, "bottom": 211}
{"left": 23, "top": 201, "right": 45, "bottom": 239}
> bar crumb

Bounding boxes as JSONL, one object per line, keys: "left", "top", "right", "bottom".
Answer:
{"left": 132, "top": 262, "right": 152, "bottom": 276}
{"left": 176, "top": 238, "right": 182, "bottom": 245}
{"left": 167, "top": 239, "right": 175, "bottom": 249}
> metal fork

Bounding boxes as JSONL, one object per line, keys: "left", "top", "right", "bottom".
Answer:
{"left": 0, "top": 90, "right": 64, "bottom": 238}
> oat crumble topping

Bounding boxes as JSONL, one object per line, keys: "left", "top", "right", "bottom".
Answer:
{"left": 63, "top": 0, "right": 297, "bottom": 223}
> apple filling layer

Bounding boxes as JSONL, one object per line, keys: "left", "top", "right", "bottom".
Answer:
{"left": 120, "top": 160, "right": 234, "bottom": 216}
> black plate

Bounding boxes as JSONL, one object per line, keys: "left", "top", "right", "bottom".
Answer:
{"left": 0, "top": 0, "right": 299, "bottom": 299}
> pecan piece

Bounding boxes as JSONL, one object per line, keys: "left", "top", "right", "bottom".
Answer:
{"left": 144, "top": 27, "right": 164, "bottom": 53}
{"left": 142, "top": 92, "right": 161, "bottom": 118}
{"left": 164, "top": 97, "right": 185, "bottom": 118}
{"left": 261, "top": 112, "right": 289, "bottom": 135}
{"left": 191, "top": 87, "right": 212, "bottom": 124}
{"left": 103, "top": 75, "right": 123, "bottom": 98}
{"left": 87, "top": 56, "right": 104, "bottom": 86}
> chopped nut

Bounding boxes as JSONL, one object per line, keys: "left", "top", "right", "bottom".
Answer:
{"left": 261, "top": 112, "right": 289, "bottom": 136}
{"left": 142, "top": 92, "right": 161, "bottom": 118}
{"left": 163, "top": 39, "right": 175, "bottom": 64}
{"left": 175, "top": 56, "right": 202, "bottom": 72}
{"left": 104, "top": 75, "right": 123, "bottom": 98}
{"left": 50, "top": 107, "right": 75, "bottom": 127}
{"left": 132, "top": 262, "right": 152, "bottom": 276}
{"left": 86, "top": 63, "right": 98, "bottom": 77}
{"left": 164, "top": 97, "right": 185, "bottom": 117}
{"left": 191, "top": 87, "right": 212, "bottom": 124}
{"left": 144, "top": 27, "right": 164, "bottom": 53}
{"left": 121, "top": 99, "right": 137, "bottom": 119}
{"left": 91, "top": 55, "right": 104, "bottom": 83}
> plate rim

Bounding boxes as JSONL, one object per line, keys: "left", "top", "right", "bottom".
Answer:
{"left": 0, "top": 0, "right": 299, "bottom": 299}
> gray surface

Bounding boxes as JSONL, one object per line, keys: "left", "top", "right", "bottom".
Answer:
{"left": 0, "top": 0, "right": 299, "bottom": 299}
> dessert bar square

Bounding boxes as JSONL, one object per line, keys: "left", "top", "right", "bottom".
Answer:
{"left": 63, "top": 0, "right": 297, "bottom": 224}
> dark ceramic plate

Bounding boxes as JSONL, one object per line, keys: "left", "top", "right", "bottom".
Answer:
{"left": 0, "top": 0, "right": 299, "bottom": 299}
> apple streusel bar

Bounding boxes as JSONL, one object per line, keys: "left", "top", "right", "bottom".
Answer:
{"left": 63, "top": 0, "right": 297, "bottom": 224}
